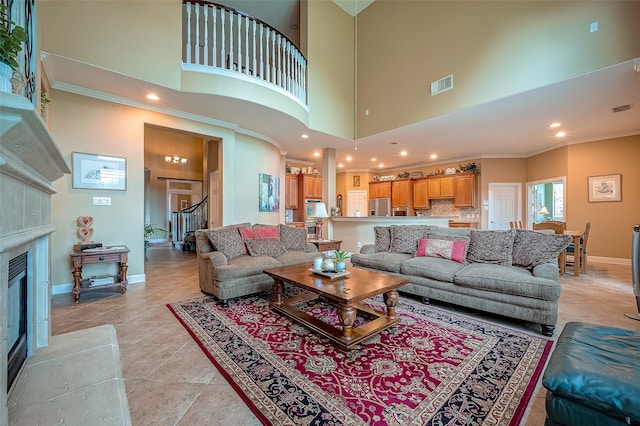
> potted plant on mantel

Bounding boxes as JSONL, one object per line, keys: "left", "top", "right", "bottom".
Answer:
{"left": 0, "top": 3, "right": 26, "bottom": 93}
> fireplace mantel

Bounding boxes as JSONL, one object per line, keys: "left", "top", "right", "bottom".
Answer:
{"left": 1, "top": 92, "right": 70, "bottom": 425}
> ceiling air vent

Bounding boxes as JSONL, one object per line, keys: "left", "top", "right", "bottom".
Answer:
{"left": 612, "top": 104, "right": 632, "bottom": 113}
{"left": 431, "top": 74, "right": 453, "bottom": 96}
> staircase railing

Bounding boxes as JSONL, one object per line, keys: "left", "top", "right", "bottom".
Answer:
{"left": 171, "top": 196, "right": 208, "bottom": 249}
{"left": 182, "top": 0, "right": 307, "bottom": 105}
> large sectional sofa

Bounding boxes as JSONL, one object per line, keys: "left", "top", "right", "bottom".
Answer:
{"left": 195, "top": 223, "right": 319, "bottom": 306}
{"left": 350, "top": 225, "right": 571, "bottom": 336}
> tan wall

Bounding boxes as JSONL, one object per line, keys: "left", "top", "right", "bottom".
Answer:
{"left": 526, "top": 147, "right": 569, "bottom": 182}
{"left": 566, "top": 135, "right": 640, "bottom": 259}
{"left": 303, "top": 0, "right": 355, "bottom": 139}
{"left": 356, "top": 1, "right": 640, "bottom": 138}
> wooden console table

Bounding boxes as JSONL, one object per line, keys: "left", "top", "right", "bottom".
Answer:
{"left": 309, "top": 239, "right": 342, "bottom": 252}
{"left": 69, "top": 246, "right": 129, "bottom": 303}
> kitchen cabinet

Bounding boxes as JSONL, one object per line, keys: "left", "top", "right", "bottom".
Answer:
{"left": 299, "top": 174, "right": 322, "bottom": 199}
{"left": 391, "top": 179, "right": 411, "bottom": 208}
{"left": 448, "top": 222, "right": 479, "bottom": 228}
{"left": 412, "top": 178, "right": 430, "bottom": 209}
{"left": 369, "top": 181, "right": 391, "bottom": 199}
{"left": 427, "top": 176, "right": 454, "bottom": 199}
{"left": 454, "top": 173, "right": 477, "bottom": 208}
{"left": 285, "top": 174, "right": 298, "bottom": 209}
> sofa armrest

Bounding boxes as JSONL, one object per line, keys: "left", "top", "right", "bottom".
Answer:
{"left": 532, "top": 262, "right": 560, "bottom": 281}
{"left": 200, "top": 250, "right": 229, "bottom": 268}
{"left": 360, "top": 244, "right": 379, "bottom": 255}
{"left": 305, "top": 243, "right": 319, "bottom": 253}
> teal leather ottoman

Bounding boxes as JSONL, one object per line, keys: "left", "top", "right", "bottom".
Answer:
{"left": 542, "top": 322, "right": 640, "bottom": 426}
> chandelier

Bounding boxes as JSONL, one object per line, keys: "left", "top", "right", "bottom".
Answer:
{"left": 165, "top": 135, "right": 187, "bottom": 165}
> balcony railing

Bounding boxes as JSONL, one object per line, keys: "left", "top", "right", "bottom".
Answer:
{"left": 182, "top": 0, "right": 307, "bottom": 105}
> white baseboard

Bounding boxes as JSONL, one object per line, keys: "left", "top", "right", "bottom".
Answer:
{"left": 51, "top": 273, "right": 146, "bottom": 295}
{"left": 588, "top": 256, "right": 631, "bottom": 266}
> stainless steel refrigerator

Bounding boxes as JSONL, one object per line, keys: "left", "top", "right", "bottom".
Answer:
{"left": 369, "top": 198, "right": 391, "bottom": 217}
{"left": 625, "top": 224, "right": 640, "bottom": 321}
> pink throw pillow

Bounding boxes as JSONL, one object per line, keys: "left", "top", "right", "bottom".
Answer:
{"left": 254, "top": 226, "right": 279, "bottom": 239}
{"left": 415, "top": 238, "right": 467, "bottom": 264}
{"left": 240, "top": 227, "right": 257, "bottom": 253}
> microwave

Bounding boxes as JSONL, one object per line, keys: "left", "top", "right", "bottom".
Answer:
{"left": 305, "top": 220, "right": 320, "bottom": 240}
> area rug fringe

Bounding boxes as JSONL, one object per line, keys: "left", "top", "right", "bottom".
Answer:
{"left": 168, "top": 294, "right": 552, "bottom": 426}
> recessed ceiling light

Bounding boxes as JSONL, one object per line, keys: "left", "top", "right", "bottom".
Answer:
{"left": 338, "top": 163, "right": 344, "bottom": 168}
{"left": 313, "top": 152, "right": 320, "bottom": 157}
{"left": 400, "top": 150, "right": 407, "bottom": 156}
{"left": 430, "top": 154, "right": 438, "bottom": 159}
{"left": 371, "top": 158, "right": 377, "bottom": 162}
{"left": 556, "top": 131, "right": 566, "bottom": 137}
{"left": 346, "top": 156, "right": 352, "bottom": 161}
{"left": 379, "top": 163, "right": 384, "bottom": 168}
{"left": 301, "top": 134, "right": 309, "bottom": 139}
{"left": 146, "top": 94, "right": 159, "bottom": 101}
{"left": 549, "top": 122, "right": 561, "bottom": 128}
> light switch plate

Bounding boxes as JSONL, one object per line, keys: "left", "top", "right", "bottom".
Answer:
{"left": 93, "top": 197, "right": 111, "bottom": 206}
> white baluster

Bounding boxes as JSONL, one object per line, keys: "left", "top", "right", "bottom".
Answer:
{"left": 237, "top": 14, "right": 242, "bottom": 72}
{"left": 251, "top": 19, "right": 256, "bottom": 76}
{"left": 186, "top": 2, "right": 192, "bottom": 63}
{"left": 195, "top": 4, "right": 200, "bottom": 65}
{"left": 245, "top": 16, "right": 250, "bottom": 75}
{"left": 266, "top": 29, "right": 271, "bottom": 82}
{"left": 221, "top": 7, "right": 225, "bottom": 68}
{"left": 228, "top": 10, "right": 233, "bottom": 70}
{"left": 212, "top": 6, "right": 217, "bottom": 67}
{"left": 259, "top": 24, "right": 264, "bottom": 80}
{"left": 276, "top": 34, "right": 281, "bottom": 87}
{"left": 203, "top": 5, "right": 209, "bottom": 66}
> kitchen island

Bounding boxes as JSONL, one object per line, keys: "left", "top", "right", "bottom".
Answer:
{"left": 328, "top": 216, "right": 451, "bottom": 254}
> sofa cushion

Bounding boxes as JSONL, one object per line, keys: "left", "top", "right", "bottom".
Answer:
{"left": 427, "top": 226, "right": 472, "bottom": 239}
{"left": 453, "top": 263, "right": 561, "bottom": 300}
{"left": 389, "top": 225, "right": 429, "bottom": 254}
{"left": 278, "top": 224, "right": 308, "bottom": 251}
{"left": 207, "top": 226, "right": 246, "bottom": 261}
{"left": 374, "top": 226, "right": 391, "bottom": 252}
{"left": 467, "top": 229, "right": 514, "bottom": 266}
{"left": 276, "top": 250, "right": 318, "bottom": 266}
{"left": 512, "top": 229, "right": 572, "bottom": 269}
{"left": 253, "top": 226, "right": 279, "bottom": 239}
{"left": 214, "top": 255, "right": 281, "bottom": 280}
{"left": 415, "top": 238, "right": 468, "bottom": 264}
{"left": 350, "top": 251, "right": 412, "bottom": 273}
{"left": 401, "top": 256, "right": 465, "bottom": 283}
{"left": 245, "top": 238, "right": 287, "bottom": 257}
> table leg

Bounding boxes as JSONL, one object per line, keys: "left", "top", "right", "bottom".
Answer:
{"left": 338, "top": 305, "right": 356, "bottom": 340}
{"left": 272, "top": 279, "right": 284, "bottom": 305}
{"left": 572, "top": 235, "right": 581, "bottom": 277}
{"left": 119, "top": 262, "right": 128, "bottom": 294}
{"left": 72, "top": 266, "right": 82, "bottom": 303}
{"left": 383, "top": 290, "right": 399, "bottom": 321}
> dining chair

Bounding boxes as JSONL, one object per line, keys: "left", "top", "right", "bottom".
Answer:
{"left": 533, "top": 221, "right": 566, "bottom": 274}
{"left": 566, "top": 222, "right": 591, "bottom": 274}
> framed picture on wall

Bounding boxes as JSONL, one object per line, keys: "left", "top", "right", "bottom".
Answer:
{"left": 258, "top": 173, "right": 280, "bottom": 212}
{"left": 588, "top": 174, "right": 621, "bottom": 202}
{"left": 353, "top": 175, "right": 360, "bottom": 187}
{"left": 72, "top": 152, "right": 127, "bottom": 191}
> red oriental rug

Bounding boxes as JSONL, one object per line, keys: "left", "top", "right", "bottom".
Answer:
{"left": 168, "top": 292, "right": 552, "bottom": 425}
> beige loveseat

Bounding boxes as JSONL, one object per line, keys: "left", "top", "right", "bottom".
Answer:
{"left": 195, "top": 223, "right": 319, "bottom": 306}
{"left": 350, "top": 225, "right": 571, "bottom": 336}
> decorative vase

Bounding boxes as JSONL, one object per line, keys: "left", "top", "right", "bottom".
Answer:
{"left": 0, "top": 62, "right": 12, "bottom": 93}
{"left": 336, "top": 261, "right": 346, "bottom": 271}
{"left": 322, "top": 258, "right": 336, "bottom": 272}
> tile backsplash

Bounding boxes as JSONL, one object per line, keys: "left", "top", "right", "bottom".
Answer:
{"left": 416, "top": 199, "right": 480, "bottom": 221}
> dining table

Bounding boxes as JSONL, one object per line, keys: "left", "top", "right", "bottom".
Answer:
{"left": 564, "top": 230, "right": 585, "bottom": 277}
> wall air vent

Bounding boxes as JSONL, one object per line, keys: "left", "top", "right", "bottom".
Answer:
{"left": 431, "top": 74, "right": 453, "bottom": 96}
{"left": 612, "top": 104, "right": 632, "bottom": 113}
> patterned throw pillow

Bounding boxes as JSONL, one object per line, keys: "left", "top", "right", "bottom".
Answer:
{"left": 467, "top": 230, "right": 515, "bottom": 266}
{"left": 512, "top": 229, "right": 572, "bottom": 268}
{"left": 374, "top": 226, "right": 391, "bottom": 252}
{"left": 253, "top": 226, "right": 279, "bottom": 239}
{"left": 278, "top": 224, "right": 308, "bottom": 251}
{"left": 207, "top": 226, "right": 245, "bottom": 261}
{"left": 415, "top": 238, "right": 468, "bottom": 264}
{"left": 245, "top": 238, "right": 287, "bottom": 257}
{"left": 389, "top": 225, "right": 429, "bottom": 254}
{"left": 239, "top": 227, "right": 257, "bottom": 253}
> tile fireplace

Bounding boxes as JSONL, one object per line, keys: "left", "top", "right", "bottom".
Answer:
{"left": 0, "top": 93, "right": 70, "bottom": 424}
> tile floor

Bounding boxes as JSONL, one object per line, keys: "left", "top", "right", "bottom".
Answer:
{"left": 50, "top": 244, "right": 640, "bottom": 425}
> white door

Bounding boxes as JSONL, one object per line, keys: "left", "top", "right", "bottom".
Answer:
{"left": 488, "top": 183, "right": 520, "bottom": 230}
{"left": 347, "top": 190, "right": 367, "bottom": 217}
{"left": 209, "top": 171, "right": 220, "bottom": 228}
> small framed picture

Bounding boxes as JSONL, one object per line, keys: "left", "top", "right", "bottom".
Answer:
{"left": 72, "top": 152, "right": 127, "bottom": 191}
{"left": 588, "top": 174, "right": 621, "bottom": 202}
{"left": 353, "top": 175, "right": 360, "bottom": 187}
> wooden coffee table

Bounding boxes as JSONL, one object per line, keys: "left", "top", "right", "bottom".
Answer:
{"left": 264, "top": 263, "right": 408, "bottom": 350}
